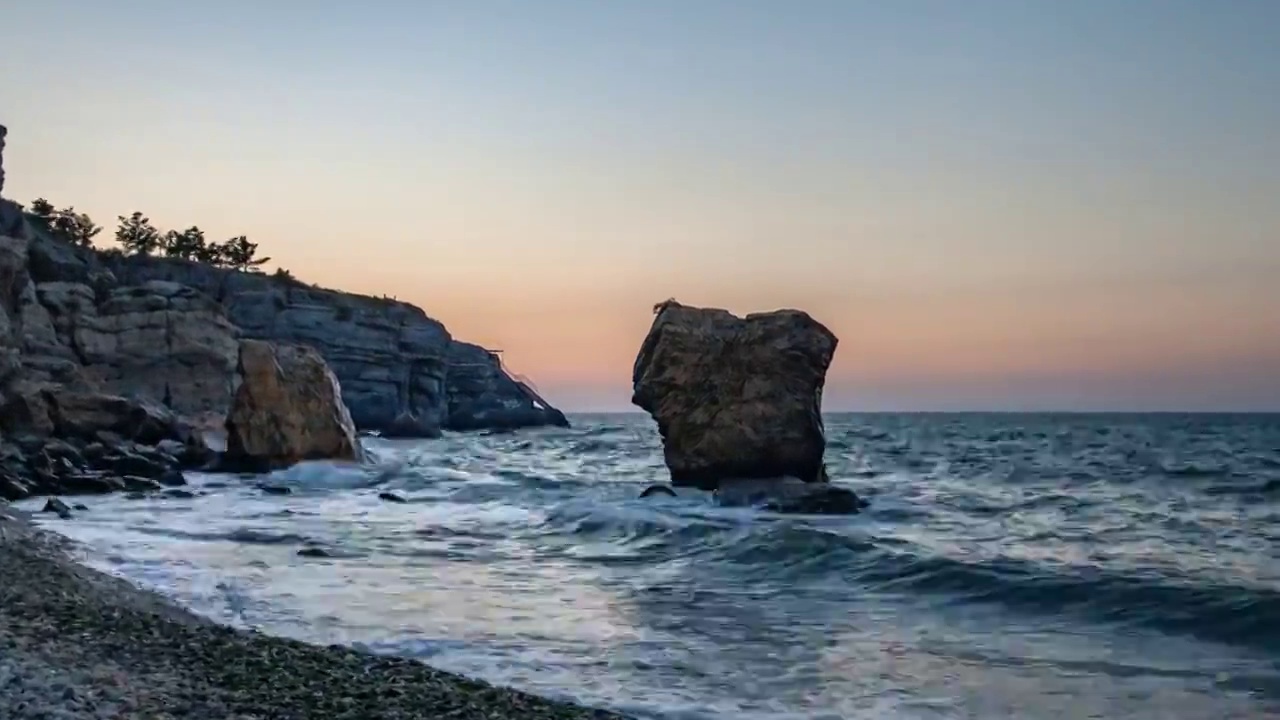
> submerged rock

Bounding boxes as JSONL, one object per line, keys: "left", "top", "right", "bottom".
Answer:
{"left": 381, "top": 410, "right": 442, "bottom": 439}
{"left": 223, "top": 340, "right": 363, "bottom": 471}
{"left": 639, "top": 484, "right": 677, "bottom": 498}
{"left": 714, "top": 477, "right": 867, "bottom": 515}
{"left": 631, "top": 299, "right": 838, "bottom": 490}
{"left": 41, "top": 497, "right": 72, "bottom": 519}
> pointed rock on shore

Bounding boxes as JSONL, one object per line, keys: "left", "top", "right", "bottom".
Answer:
{"left": 223, "top": 339, "right": 362, "bottom": 471}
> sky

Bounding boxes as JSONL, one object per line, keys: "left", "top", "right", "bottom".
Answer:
{"left": 2, "top": 0, "right": 1278, "bottom": 411}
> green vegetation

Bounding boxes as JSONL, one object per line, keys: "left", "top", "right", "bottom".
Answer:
{"left": 27, "top": 198, "right": 102, "bottom": 248}
{"left": 28, "top": 199, "right": 271, "bottom": 272}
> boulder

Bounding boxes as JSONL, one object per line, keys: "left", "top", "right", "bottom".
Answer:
{"left": 631, "top": 300, "right": 838, "bottom": 490}
{"left": 223, "top": 339, "right": 362, "bottom": 471}
{"left": 0, "top": 383, "right": 194, "bottom": 445}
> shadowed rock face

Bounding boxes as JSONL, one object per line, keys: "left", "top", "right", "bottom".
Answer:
{"left": 223, "top": 339, "right": 362, "bottom": 471}
{"left": 101, "top": 254, "right": 565, "bottom": 434}
{"left": 0, "top": 123, "right": 7, "bottom": 197}
{"left": 631, "top": 300, "right": 838, "bottom": 491}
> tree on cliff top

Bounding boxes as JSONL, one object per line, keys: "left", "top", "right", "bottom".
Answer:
{"left": 163, "top": 226, "right": 209, "bottom": 260}
{"left": 113, "top": 213, "right": 270, "bottom": 271}
{"left": 116, "top": 212, "right": 163, "bottom": 255}
{"left": 32, "top": 197, "right": 280, "bottom": 275}
{"left": 29, "top": 198, "right": 102, "bottom": 247}
{"left": 219, "top": 235, "right": 270, "bottom": 271}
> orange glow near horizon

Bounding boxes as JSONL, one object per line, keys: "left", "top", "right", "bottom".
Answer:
{"left": 3, "top": 1, "right": 1278, "bottom": 411}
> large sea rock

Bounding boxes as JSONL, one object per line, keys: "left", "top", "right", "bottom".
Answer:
{"left": 222, "top": 339, "right": 362, "bottom": 471}
{"left": 631, "top": 300, "right": 838, "bottom": 490}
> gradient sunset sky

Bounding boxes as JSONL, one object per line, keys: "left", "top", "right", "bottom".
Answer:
{"left": 4, "top": 1, "right": 1278, "bottom": 411}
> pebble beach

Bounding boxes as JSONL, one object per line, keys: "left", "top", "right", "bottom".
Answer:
{"left": 0, "top": 502, "right": 628, "bottom": 720}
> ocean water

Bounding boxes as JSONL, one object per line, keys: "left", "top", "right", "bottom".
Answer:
{"left": 20, "top": 413, "right": 1280, "bottom": 719}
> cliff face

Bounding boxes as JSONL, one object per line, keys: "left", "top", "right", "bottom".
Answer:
{"left": 2, "top": 229, "right": 566, "bottom": 433}
{"left": 89, "top": 249, "right": 565, "bottom": 434}
{"left": 1, "top": 226, "right": 241, "bottom": 420}
{"left": 0, "top": 123, "right": 564, "bottom": 434}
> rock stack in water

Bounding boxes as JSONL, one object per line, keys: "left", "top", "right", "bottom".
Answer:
{"left": 631, "top": 299, "right": 864, "bottom": 514}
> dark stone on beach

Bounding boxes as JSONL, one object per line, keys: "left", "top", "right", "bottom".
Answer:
{"left": 92, "top": 447, "right": 171, "bottom": 479}
{"left": 57, "top": 472, "right": 126, "bottom": 495}
{"left": 258, "top": 484, "right": 292, "bottom": 496}
{"left": 378, "top": 491, "right": 408, "bottom": 504}
{"left": 631, "top": 299, "right": 837, "bottom": 490}
{"left": 2, "top": 386, "right": 192, "bottom": 447}
{"left": 639, "top": 484, "right": 677, "bottom": 498}
{"left": 157, "top": 467, "right": 187, "bottom": 487}
{"left": 0, "top": 472, "right": 30, "bottom": 501}
{"left": 297, "top": 546, "right": 331, "bottom": 558}
{"left": 41, "top": 497, "right": 72, "bottom": 519}
{"left": 39, "top": 438, "right": 85, "bottom": 468}
{"left": 122, "top": 476, "right": 163, "bottom": 493}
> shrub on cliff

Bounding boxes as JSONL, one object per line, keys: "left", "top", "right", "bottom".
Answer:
{"left": 219, "top": 234, "right": 271, "bottom": 272}
{"left": 32, "top": 197, "right": 283, "bottom": 276}
{"left": 116, "top": 212, "right": 163, "bottom": 255}
{"left": 28, "top": 197, "right": 102, "bottom": 247}
{"left": 114, "top": 213, "right": 270, "bottom": 271}
{"left": 163, "top": 226, "right": 209, "bottom": 260}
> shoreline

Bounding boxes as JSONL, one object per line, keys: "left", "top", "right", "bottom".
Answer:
{"left": 0, "top": 501, "right": 630, "bottom": 720}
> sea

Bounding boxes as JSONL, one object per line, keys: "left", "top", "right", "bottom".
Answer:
{"left": 19, "top": 413, "right": 1280, "bottom": 719}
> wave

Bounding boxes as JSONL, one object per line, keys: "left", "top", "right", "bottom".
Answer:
{"left": 528, "top": 497, "right": 1280, "bottom": 652}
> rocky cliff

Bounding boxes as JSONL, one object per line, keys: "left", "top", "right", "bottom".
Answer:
{"left": 0, "top": 124, "right": 565, "bottom": 434}
{"left": 99, "top": 252, "right": 567, "bottom": 433}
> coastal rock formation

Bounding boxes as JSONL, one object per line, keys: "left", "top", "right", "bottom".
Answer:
{"left": 102, "top": 254, "right": 565, "bottom": 434}
{"left": 632, "top": 300, "right": 838, "bottom": 491}
{"left": 0, "top": 229, "right": 240, "bottom": 415}
{"left": 0, "top": 127, "right": 22, "bottom": 239}
{"left": 1, "top": 383, "right": 192, "bottom": 446}
{"left": 0, "top": 384, "right": 207, "bottom": 500}
{"left": 0, "top": 124, "right": 564, "bottom": 443}
{"left": 50, "top": 281, "right": 240, "bottom": 417}
{"left": 445, "top": 341, "right": 569, "bottom": 430}
{"left": 223, "top": 339, "right": 362, "bottom": 471}
{"left": 0, "top": 223, "right": 215, "bottom": 499}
